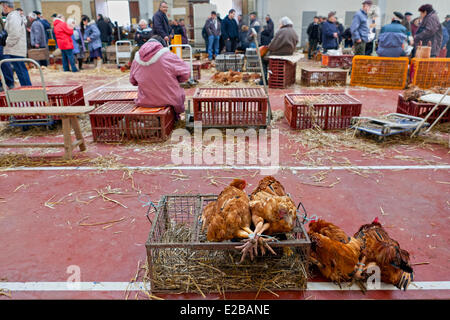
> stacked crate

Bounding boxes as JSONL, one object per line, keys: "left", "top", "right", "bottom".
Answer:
{"left": 88, "top": 90, "right": 138, "bottom": 108}
{"left": 301, "top": 67, "right": 348, "bottom": 87}
{"left": 245, "top": 48, "right": 260, "bottom": 72}
{"left": 215, "top": 54, "right": 245, "bottom": 72}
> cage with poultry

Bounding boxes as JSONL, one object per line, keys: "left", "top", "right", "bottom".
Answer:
{"left": 144, "top": 194, "right": 311, "bottom": 295}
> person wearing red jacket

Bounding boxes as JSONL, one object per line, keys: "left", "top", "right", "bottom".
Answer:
{"left": 53, "top": 15, "right": 78, "bottom": 72}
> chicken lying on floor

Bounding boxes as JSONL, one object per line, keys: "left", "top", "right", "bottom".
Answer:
{"left": 354, "top": 217, "right": 414, "bottom": 291}
{"left": 308, "top": 219, "right": 365, "bottom": 288}
{"left": 201, "top": 179, "right": 253, "bottom": 242}
{"left": 237, "top": 176, "right": 298, "bottom": 262}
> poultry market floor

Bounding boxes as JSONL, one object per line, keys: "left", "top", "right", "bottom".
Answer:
{"left": 0, "top": 62, "right": 449, "bottom": 300}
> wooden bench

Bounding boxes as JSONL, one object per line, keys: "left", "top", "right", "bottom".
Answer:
{"left": 0, "top": 106, "right": 94, "bottom": 159}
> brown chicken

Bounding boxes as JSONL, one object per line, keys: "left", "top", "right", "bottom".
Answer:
{"left": 308, "top": 220, "right": 364, "bottom": 287}
{"left": 354, "top": 217, "right": 414, "bottom": 291}
{"left": 201, "top": 179, "right": 253, "bottom": 242}
{"left": 237, "top": 176, "right": 297, "bottom": 262}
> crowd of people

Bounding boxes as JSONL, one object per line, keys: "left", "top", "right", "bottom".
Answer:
{"left": 201, "top": 10, "right": 275, "bottom": 60}
{"left": 306, "top": 1, "right": 450, "bottom": 59}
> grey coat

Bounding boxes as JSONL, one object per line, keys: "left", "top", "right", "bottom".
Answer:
{"left": 267, "top": 24, "right": 298, "bottom": 56}
{"left": 4, "top": 10, "right": 27, "bottom": 57}
{"left": 205, "top": 18, "right": 221, "bottom": 37}
{"left": 414, "top": 10, "right": 443, "bottom": 57}
{"left": 30, "top": 20, "right": 47, "bottom": 48}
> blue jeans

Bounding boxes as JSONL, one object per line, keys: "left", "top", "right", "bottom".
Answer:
{"left": 61, "top": 49, "right": 78, "bottom": 72}
{"left": 0, "top": 46, "right": 15, "bottom": 88}
{"left": 208, "top": 35, "right": 220, "bottom": 60}
{"left": 3, "top": 54, "right": 32, "bottom": 87}
{"left": 249, "top": 42, "right": 257, "bottom": 49}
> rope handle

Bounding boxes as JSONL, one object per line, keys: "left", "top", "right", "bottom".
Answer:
{"left": 296, "top": 201, "right": 318, "bottom": 225}
{"left": 139, "top": 194, "right": 159, "bottom": 225}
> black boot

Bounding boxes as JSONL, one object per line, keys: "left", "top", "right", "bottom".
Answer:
{"left": 78, "top": 59, "right": 83, "bottom": 70}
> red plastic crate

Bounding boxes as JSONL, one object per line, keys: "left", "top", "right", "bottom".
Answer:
{"left": 396, "top": 94, "right": 449, "bottom": 123}
{"left": 88, "top": 90, "right": 138, "bottom": 107}
{"left": 0, "top": 85, "right": 85, "bottom": 121}
{"left": 192, "top": 62, "right": 202, "bottom": 81}
{"left": 89, "top": 102, "right": 174, "bottom": 142}
{"left": 301, "top": 67, "right": 348, "bottom": 87}
{"left": 284, "top": 93, "right": 362, "bottom": 130}
{"left": 321, "top": 54, "right": 354, "bottom": 69}
{"left": 193, "top": 88, "right": 268, "bottom": 127}
{"left": 268, "top": 59, "right": 296, "bottom": 89}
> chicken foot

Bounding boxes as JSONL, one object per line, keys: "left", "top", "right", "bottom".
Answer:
{"left": 398, "top": 271, "right": 414, "bottom": 291}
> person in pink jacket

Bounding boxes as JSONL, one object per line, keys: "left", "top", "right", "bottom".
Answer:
{"left": 129, "top": 37, "right": 190, "bottom": 118}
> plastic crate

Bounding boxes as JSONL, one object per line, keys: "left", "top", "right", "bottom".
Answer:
{"left": 410, "top": 58, "right": 450, "bottom": 89}
{"left": 192, "top": 61, "right": 202, "bottom": 80}
{"left": 322, "top": 54, "right": 354, "bottom": 69}
{"left": 89, "top": 102, "right": 174, "bottom": 142}
{"left": 350, "top": 56, "right": 409, "bottom": 89}
{"left": 0, "top": 85, "right": 85, "bottom": 121}
{"left": 301, "top": 67, "right": 347, "bottom": 87}
{"left": 192, "top": 88, "right": 268, "bottom": 127}
{"left": 396, "top": 94, "right": 450, "bottom": 123}
{"left": 215, "top": 54, "right": 244, "bottom": 72}
{"left": 87, "top": 90, "right": 138, "bottom": 107}
{"left": 268, "top": 59, "right": 296, "bottom": 89}
{"left": 285, "top": 93, "right": 362, "bottom": 130}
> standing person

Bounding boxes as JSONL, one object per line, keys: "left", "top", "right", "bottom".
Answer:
{"left": 1, "top": 0, "right": 31, "bottom": 87}
{"left": 82, "top": 15, "right": 103, "bottom": 69}
{"left": 29, "top": 12, "right": 48, "bottom": 66}
{"left": 247, "top": 12, "right": 261, "bottom": 48}
{"left": 237, "top": 14, "right": 248, "bottom": 50}
{"left": 365, "top": 7, "right": 378, "bottom": 55}
{"left": 106, "top": 17, "right": 115, "bottom": 44}
{"left": 402, "top": 12, "right": 413, "bottom": 35}
{"left": 178, "top": 19, "right": 188, "bottom": 44}
{"left": 0, "top": 8, "right": 14, "bottom": 91}
{"left": 222, "top": 9, "right": 239, "bottom": 53}
{"left": 217, "top": 13, "right": 225, "bottom": 54}
{"left": 411, "top": 17, "right": 421, "bottom": 37}
{"left": 444, "top": 15, "right": 450, "bottom": 57}
{"left": 261, "top": 14, "right": 274, "bottom": 46}
{"left": 96, "top": 14, "right": 112, "bottom": 47}
{"left": 153, "top": 1, "right": 171, "bottom": 45}
{"left": 414, "top": 4, "right": 443, "bottom": 58}
{"left": 54, "top": 15, "right": 78, "bottom": 72}
{"left": 135, "top": 19, "right": 153, "bottom": 47}
{"left": 33, "top": 11, "right": 51, "bottom": 41}
{"left": 336, "top": 18, "right": 345, "bottom": 45}
{"left": 205, "top": 11, "right": 221, "bottom": 60}
{"left": 441, "top": 22, "right": 449, "bottom": 56}
{"left": 342, "top": 27, "right": 353, "bottom": 48}
{"left": 350, "top": 0, "right": 372, "bottom": 55}
{"left": 321, "top": 12, "right": 340, "bottom": 53}
{"left": 68, "top": 18, "right": 85, "bottom": 70}
{"left": 202, "top": 18, "right": 209, "bottom": 53}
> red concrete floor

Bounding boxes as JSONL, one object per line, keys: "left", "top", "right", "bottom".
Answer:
{"left": 0, "top": 61, "right": 449, "bottom": 300}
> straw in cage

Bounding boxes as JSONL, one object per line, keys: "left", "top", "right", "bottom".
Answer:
{"left": 147, "top": 221, "right": 309, "bottom": 296}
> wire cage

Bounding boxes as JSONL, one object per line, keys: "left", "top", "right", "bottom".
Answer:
{"left": 301, "top": 67, "right": 348, "bottom": 87}
{"left": 145, "top": 194, "right": 311, "bottom": 294}
{"left": 215, "top": 54, "right": 245, "bottom": 72}
{"left": 410, "top": 58, "right": 450, "bottom": 89}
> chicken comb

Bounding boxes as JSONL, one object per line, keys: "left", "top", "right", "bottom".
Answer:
{"left": 373, "top": 217, "right": 380, "bottom": 224}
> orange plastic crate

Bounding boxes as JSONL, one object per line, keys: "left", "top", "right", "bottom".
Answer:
{"left": 410, "top": 58, "right": 450, "bottom": 89}
{"left": 350, "top": 56, "right": 409, "bottom": 89}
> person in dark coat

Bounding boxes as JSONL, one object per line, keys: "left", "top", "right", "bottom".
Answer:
{"left": 152, "top": 1, "right": 171, "bottom": 45}
{"left": 377, "top": 13, "right": 408, "bottom": 57}
{"left": 247, "top": 12, "right": 261, "bottom": 48}
{"left": 178, "top": 19, "right": 188, "bottom": 44}
{"left": 402, "top": 12, "right": 413, "bottom": 35}
{"left": 414, "top": 4, "right": 443, "bottom": 57}
{"left": 29, "top": 12, "right": 48, "bottom": 66}
{"left": 342, "top": 27, "right": 353, "bottom": 48}
{"left": 261, "top": 15, "right": 274, "bottom": 46}
{"left": 222, "top": 9, "right": 239, "bottom": 53}
{"left": 96, "top": 14, "right": 112, "bottom": 46}
{"left": 205, "top": 11, "right": 221, "bottom": 60}
{"left": 444, "top": 14, "right": 450, "bottom": 57}
{"left": 33, "top": 11, "right": 50, "bottom": 42}
{"left": 307, "top": 16, "right": 320, "bottom": 59}
{"left": 321, "top": 12, "right": 340, "bottom": 53}
{"left": 336, "top": 19, "right": 345, "bottom": 45}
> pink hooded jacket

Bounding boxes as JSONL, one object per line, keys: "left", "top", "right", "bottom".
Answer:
{"left": 129, "top": 41, "right": 190, "bottom": 114}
